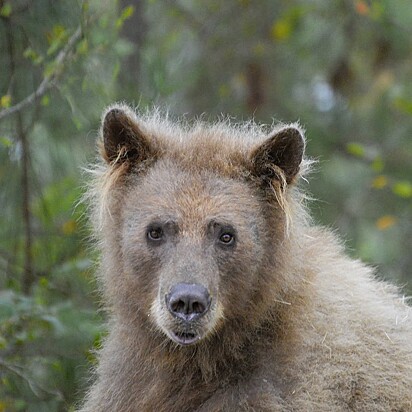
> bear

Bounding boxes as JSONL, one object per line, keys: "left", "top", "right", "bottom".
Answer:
{"left": 79, "top": 104, "right": 412, "bottom": 411}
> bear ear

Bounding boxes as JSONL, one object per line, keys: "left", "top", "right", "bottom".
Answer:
{"left": 101, "top": 106, "right": 152, "bottom": 165}
{"left": 250, "top": 126, "right": 305, "bottom": 185}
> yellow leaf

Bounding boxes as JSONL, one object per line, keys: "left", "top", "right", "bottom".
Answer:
{"left": 0, "top": 95, "right": 11, "bottom": 108}
{"left": 371, "top": 175, "right": 388, "bottom": 189}
{"left": 376, "top": 215, "right": 397, "bottom": 231}
{"left": 271, "top": 20, "right": 292, "bottom": 41}
{"left": 50, "top": 24, "right": 66, "bottom": 42}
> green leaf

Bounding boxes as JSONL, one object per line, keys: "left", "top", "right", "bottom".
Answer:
{"left": 121, "top": 5, "right": 135, "bottom": 20}
{"left": 44, "top": 61, "right": 58, "bottom": 78}
{"left": 347, "top": 142, "right": 365, "bottom": 157}
{"left": 0, "top": 2, "right": 12, "bottom": 17}
{"left": 46, "top": 25, "right": 67, "bottom": 55}
{"left": 116, "top": 5, "right": 135, "bottom": 28}
{"left": 392, "top": 181, "right": 412, "bottom": 198}
{"left": 39, "top": 277, "right": 49, "bottom": 287}
{"left": 47, "top": 38, "right": 63, "bottom": 56}
{"left": 371, "top": 156, "right": 384, "bottom": 172}
{"left": 41, "top": 95, "right": 50, "bottom": 106}
{"left": 393, "top": 98, "right": 412, "bottom": 115}
{"left": 77, "top": 38, "right": 89, "bottom": 55}
{"left": 82, "top": 1, "right": 90, "bottom": 13}
{"left": 23, "top": 47, "right": 37, "bottom": 60}
{"left": 0, "top": 334, "right": 7, "bottom": 349}
{"left": 370, "top": 1, "right": 385, "bottom": 20}
{"left": 0, "top": 136, "right": 12, "bottom": 148}
{"left": 23, "top": 46, "right": 44, "bottom": 65}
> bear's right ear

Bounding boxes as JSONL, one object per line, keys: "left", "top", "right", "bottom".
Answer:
{"left": 101, "top": 107, "right": 152, "bottom": 165}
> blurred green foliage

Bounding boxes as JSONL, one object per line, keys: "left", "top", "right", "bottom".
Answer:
{"left": 0, "top": 0, "right": 411, "bottom": 410}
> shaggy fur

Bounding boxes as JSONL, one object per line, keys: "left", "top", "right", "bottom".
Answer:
{"left": 79, "top": 104, "right": 412, "bottom": 412}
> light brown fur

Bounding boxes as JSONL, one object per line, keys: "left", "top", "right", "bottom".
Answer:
{"left": 80, "top": 104, "right": 412, "bottom": 411}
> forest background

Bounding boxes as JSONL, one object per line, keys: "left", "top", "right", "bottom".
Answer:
{"left": 0, "top": 1, "right": 411, "bottom": 410}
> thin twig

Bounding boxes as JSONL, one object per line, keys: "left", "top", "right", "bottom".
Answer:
{"left": 0, "top": 357, "right": 64, "bottom": 400}
{"left": 18, "top": 109, "right": 33, "bottom": 294}
{"left": 0, "top": 25, "right": 83, "bottom": 121}
{"left": 4, "top": 15, "right": 35, "bottom": 293}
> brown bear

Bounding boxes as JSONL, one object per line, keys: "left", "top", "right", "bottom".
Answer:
{"left": 79, "top": 104, "right": 412, "bottom": 411}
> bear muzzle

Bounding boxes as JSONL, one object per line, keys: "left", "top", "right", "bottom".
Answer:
{"left": 165, "top": 282, "right": 212, "bottom": 346}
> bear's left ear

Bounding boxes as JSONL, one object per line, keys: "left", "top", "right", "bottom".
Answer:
{"left": 250, "top": 126, "right": 305, "bottom": 185}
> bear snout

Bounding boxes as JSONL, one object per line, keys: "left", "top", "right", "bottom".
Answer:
{"left": 166, "top": 283, "right": 211, "bottom": 322}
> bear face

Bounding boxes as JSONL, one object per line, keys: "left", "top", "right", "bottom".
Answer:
{"left": 120, "top": 161, "right": 267, "bottom": 346}
{"left": 95, "top": 105, "right": 305, "bottom": 349}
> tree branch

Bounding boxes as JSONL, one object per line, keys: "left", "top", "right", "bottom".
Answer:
{"left": 0, "top": 25, "right": 83, "bottom": 121}
{"left": 0, "top": 357, "right": 64, "bottom": 400}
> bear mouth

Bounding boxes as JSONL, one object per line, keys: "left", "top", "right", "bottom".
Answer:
{"left": 171, "top": 330, "right": 200, "bottom": 346}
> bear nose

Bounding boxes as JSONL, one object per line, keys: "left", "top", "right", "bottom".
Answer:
{"left": 166, "top": 283, "right": 211, "bottom": 321}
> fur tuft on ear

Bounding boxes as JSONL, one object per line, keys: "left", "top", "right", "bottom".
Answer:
{"left": 101, "top": 105, "right": 152, "bottom": 165}
{"left": 250, "top": 125, "right": 305, "bottom": 186}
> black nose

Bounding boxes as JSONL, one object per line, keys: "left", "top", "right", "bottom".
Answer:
{"left": 166, "top": 283, "right": 211, "bottom": 321}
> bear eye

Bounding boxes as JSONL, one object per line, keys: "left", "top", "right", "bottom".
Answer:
{"left": 147, "top": 227, "right": 163, "bottom": 241}
{"left": 219, "top": 232, "right": 235, "bottom": 245}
